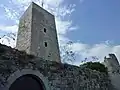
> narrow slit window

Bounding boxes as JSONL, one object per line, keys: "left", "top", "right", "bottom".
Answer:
{"left": 44, "top": 28, "right": 46, "bottom": 33}
{"left": 44, "top": 42, "right": 47, "bottom": 47}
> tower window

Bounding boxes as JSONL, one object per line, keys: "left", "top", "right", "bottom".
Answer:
{"left": 44, "top": 28, "right": 46, "bottom": 33}
{"left": 48, "top": 53, "right": 51, "bottom": 57}
{"left": 44, "top": 42, "right": 47, "bottom": 47}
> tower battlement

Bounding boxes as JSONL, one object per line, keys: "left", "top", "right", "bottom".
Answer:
{"left": 16, "top": 2, "right": 61, "bottom": 62}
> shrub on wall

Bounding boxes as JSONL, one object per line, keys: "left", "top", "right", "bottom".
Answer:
{"left": 0, "top": 45, "right": 6, "bottom": 54}
{"left": 80, "top": 62, "right": 108, "bottom": 74}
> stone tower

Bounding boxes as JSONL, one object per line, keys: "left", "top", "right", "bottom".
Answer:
{"left": 104, "top": 54, "right": 120, "bottom": 72}
{"left": 16, "top": 2, "right": 61, "bottom": 62}
{"left": 104, "top": 54, "right": 120, "bottom": 90}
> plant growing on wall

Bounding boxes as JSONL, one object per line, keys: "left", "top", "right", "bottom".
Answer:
{"left": 80, "top": 62, "right": 108, "bottom": 74}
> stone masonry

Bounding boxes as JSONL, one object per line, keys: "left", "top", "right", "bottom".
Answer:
{"left": 0, "top": 44, "right": 116, "bottom": 90}
{"left": 16, "top": 2, "right": 61, "bottom": 63}
{"left": 0, "top": 2, "right": 117, "bottom": 90}
{"left": 104, "top": 54, "right": 120, "bottom": 90}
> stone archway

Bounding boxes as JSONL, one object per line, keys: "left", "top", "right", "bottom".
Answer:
{"left": 6, "top": 69, "right": 49, "bottom": 90}
{"left": 9, "top": 74, "right": 45, "bottom": 90}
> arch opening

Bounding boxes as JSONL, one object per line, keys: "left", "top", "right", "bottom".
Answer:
{"left": 9, "top": 74, "right": 45, "bottom": 90}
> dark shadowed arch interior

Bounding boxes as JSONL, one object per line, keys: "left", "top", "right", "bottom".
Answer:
{"left": 9, "top": 74, "right": 45, "bottom": 90}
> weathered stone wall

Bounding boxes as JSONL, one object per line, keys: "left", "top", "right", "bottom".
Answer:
{"left": 16, "top": 2, "right": 61, "bottom": 63}
{"left": 16, "top": 4, "right": 32, "bottom": 54}
{"left": 109, "top": 73, "right": 120, "bottom": 90}
{"left": 104, "top": 54, "right": 120, "bottom": 90}
{"left": 0, "top": 44, "right": 116, "bottom": 90}
{"left": 104, "top": 54, "right": 120, "bottom": 72}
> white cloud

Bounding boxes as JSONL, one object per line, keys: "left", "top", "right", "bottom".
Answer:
{"left": 0, "top": 0, "right": 77, "bottom": 35}
{"left": 71, "top": 42, "right": 89, "bottom": 52}
{"left": 70, "top": 41, "right": 120, "bottom": 66}
{"left": 45, "top": 0, "right": 64, "bottom": 7}
{"left": 0, "top": 35, "right": 16, "bottom": 48}
{"left": 56, "top": 17, "right": 72, "bottom": 35}
{"left": 54, "top": 4, "right": 76, "bottom": 17}
{"left": 1, "top": 0, "right": 120, "bottom": 66}
{"left": 0, "top": 0, "right": 78, "bottom": 60}
{"left": 69, "top": 26, "right": 79, "bottom": 31}
{"left": 0, "top": 25, "right": 18, "bottom": 33}
{"left": 0, "top": 0, "right": 78, "bottom": 51}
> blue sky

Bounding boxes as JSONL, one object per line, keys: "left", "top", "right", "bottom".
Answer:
{"left": 66, "top": 0, "right": 120, "bottom": 45}
{"left": 0, "top": 0, "right": 120, "bottom": 65}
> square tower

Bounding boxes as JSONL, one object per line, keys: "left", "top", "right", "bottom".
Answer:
{"left": 16, "top": 2, "right": 61, "bottom": 62}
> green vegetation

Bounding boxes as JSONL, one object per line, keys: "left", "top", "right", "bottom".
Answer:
{"left": 80, "top": 62, "right": 108, "bottom": 74}
{"left": 27, "top": 54, "right": 35, "bottom": 59}
{"left": 0, "top": 46, "right": 6, "bottom": 54}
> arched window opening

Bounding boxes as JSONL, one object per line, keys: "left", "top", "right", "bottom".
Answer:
{"left": 9, "top": 74, "right": 45, "bottom": 90}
